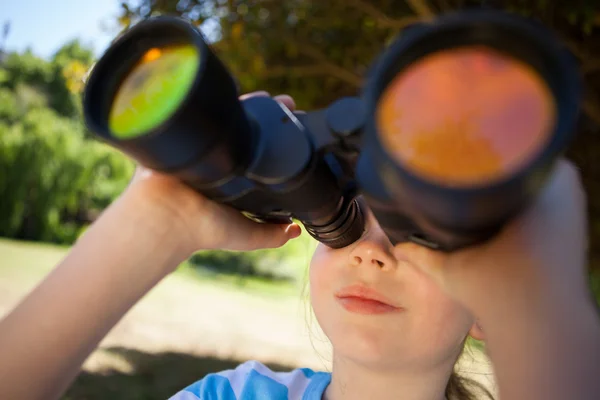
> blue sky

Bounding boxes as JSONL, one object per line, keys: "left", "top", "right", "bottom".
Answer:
{"left": 2, "top": 0, "right": 122, "bottom": 59}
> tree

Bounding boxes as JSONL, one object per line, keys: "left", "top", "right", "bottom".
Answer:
{"left": 49, "top": 40, "right": 95, "bottom": 118}
{"left": 116, "top": 1, "right": 600, "bottom": 109}
{"left": 0, "top": 44, "right": 134, "bottom": 244}
{"left": 0, "top": 39, "right": 94, "bottom": 118}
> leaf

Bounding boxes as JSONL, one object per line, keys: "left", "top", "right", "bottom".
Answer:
{"left": 62, "top": 61, "right": 88, "bottom": 94}
{"left": 251, "top": 55, "right": 265, "bottom": 73}
{"left": 231, "top": 22, "right": 244, "bottom": 39}
{"left": 567, "top": 11, "right": 578, "bottom": 25}
{"left": 0, "top": 68, "right": 9, "bottom": 83}
{"left": 286, "top": 43, "right": 299, "bottom": 58}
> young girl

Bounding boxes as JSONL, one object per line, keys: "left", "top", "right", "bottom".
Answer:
{"left": 0, "top": 93, "right": 598, "bottom": 400}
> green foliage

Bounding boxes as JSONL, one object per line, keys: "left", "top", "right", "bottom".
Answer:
{"left": 0, "top": 87, "right": 18, "bottom": 122}
{"left": 117, "top": 0, "right": 600, "bottom": 108}
{"left": 48, "top": 40, "right": 95, "bottom": 118}
{"left": 0, "top": 44, "right": 134, "bottom": 244}
{"left": 2, "top": 50, "right": 51, "bottom": 89}
{"left": 52, "top": 40, "right": 95, "bottom": 67}
{"left": 190, "top": 227, "right": 316, "bottom": 283}
{"left": 1, "top": 40, "right": 93, "bottom": 119}
{"left": 0, "top": 108, "right": 134, "bottom": 244}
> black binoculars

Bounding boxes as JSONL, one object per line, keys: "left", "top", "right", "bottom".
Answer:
{"left": 83, "top": 10, "right": 581, "bottom": 251}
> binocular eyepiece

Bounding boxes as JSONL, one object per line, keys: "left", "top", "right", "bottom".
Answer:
{"left": 83, "top": 10, "right": 581, "bottom": 251}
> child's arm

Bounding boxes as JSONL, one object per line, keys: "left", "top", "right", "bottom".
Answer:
{"left": 397, "top": 160, "right": 600, "bottom": 400}
{"left": 0, "top": 182, "right": 190, "bottom": 400}
{"left": 0, "top": 155, "right": 300, "bottom": 398}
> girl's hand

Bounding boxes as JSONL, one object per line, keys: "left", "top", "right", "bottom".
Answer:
{"left": 394, "top": 159, "right": 591, "bottom": 317}
{"left": 395, "top": 159, "right": 600, "bottom": 400}
{"left": 122, "top": 91, "right": 301, "bottom": 257}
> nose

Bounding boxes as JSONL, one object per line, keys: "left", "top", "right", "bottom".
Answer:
{"left": 348, "top": 240, "right": 396, "bottom": 272}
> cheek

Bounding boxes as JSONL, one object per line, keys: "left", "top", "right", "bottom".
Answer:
{"left": 408, "top": 267, "right": 473, "bottom": 349}
{"left": 309, "top": 248, "right": 336, "bottom": 313}
{"left": 309, "top": 247, "right": 349, "bottom": 344}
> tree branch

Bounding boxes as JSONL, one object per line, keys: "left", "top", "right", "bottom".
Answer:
{"left": 275, "top": 0, "right": 438, "bottom": 88}
{"left": 273, "top": 36, "right": 362, "bottom": 87}
{"left": 583, "top": 89, "right": 600, "bottom": 127}
{"left": 346, "top": 0, "right": 425, "bottom": 29}
{"left": 559, "top": 37, "right": 600, "bottom": 125}
{"left": 582, "top": 59, "right": 600, "bottom": 75}
{"left": 436, "top": 0, "right": 452, "bottom": 12}
{"left": 405, "top": 0, "right": 436, "bottom": 19}
{"left": 297, "top": 43, "right": 362, "bottom": 87}
{"left": 562, "top": 38, "right": 587, "bottom": 60}
{"left": 260, "top": 65, "right": 333, "bottom": 79}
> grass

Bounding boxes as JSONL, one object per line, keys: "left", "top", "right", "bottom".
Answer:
{"left": 177, "top": 262, "right": 301, "bottom": 297}
{"left": 0, "top": 237, "right": 313, "bottom": 400}
{"left": 0, "top": 237, "right": 305, "bottom": 299}
{"left": 0, "top": 238, "right": 69, "bottom": 291}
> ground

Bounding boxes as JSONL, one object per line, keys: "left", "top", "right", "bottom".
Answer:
{"left": 0, "top": 238, "right": 496, "bottom": 399}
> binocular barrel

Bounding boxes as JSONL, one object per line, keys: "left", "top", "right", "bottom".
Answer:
{"left": 83, "top": 10, "right": 581, "bottom": 251}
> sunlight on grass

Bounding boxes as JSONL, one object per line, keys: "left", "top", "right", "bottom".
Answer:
{"left": 0, "top": 238, "right": 303, "bottom": 299}
{"left": 176, "top": 262, "right": 301, "bottom": 298}
{"left": 0, "top": 238, "right": 68, "bottom": 287}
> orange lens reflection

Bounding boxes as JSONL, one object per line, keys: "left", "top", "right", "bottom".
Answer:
{"left": 377, "top": 46, "right": 556, "bottom": 187}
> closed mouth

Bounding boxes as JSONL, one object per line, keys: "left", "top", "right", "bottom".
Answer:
{"left": 335, "top": 285, "right": 403, "bottom": 315}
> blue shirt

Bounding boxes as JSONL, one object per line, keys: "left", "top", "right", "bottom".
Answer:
{"left": 169, "top": 360, "right": 331, "bottom": 400}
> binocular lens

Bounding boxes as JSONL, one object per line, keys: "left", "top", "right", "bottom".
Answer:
{"left": 377, "top": 46, "right": 556, "bottom": 187}
{"left": 109, "top": 44, "right": 201, "bottom": 139}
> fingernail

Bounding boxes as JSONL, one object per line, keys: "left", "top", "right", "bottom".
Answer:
{"left": 274, "top": 94, "right": 296, "bottom": 110}
{"left": 284, "top": 224, "right": 301, "bottom": 238}
{"left": 239, "top": 91, "right": 270, "bottom": 100}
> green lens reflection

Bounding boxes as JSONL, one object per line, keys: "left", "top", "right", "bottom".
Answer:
{"left": 109, "top": 44, "right": 200, "bottom": 139}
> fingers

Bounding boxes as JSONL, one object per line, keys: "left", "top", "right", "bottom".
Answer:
{"left": 128, "top": 165, "right": 159, "bottom": 187}
{"left": 238, "top": 91, "right": 297, "bottom": 111}
{"left": 239, "top": 91, "right": 270, "bottom": 100}
{"left": 232, "top": 219, "right": 302, "bottom": 251}
{"left": 245, "top": 222, "right": 301, "bottom": 251}
{"left": 206, "top": 202, "right": 302, "bottom": 251}
{"left": 273, "top": 94, "right": 296, "bottom": 111}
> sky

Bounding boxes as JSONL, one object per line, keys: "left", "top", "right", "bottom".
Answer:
{"left": 1, "top": 0, "right": 122, "bottom": 59}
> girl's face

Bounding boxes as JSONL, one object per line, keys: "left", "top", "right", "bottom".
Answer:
{"left": 309, "top": 206, "right": 477, "bottom": 370}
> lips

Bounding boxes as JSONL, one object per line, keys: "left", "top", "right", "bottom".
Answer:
{"left": 335, "top": 285, "right": 403, "bottom": 315}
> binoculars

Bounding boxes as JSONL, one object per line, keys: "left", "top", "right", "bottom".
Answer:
{"left": 83, "top": 10, "right": 581, "bottom": 251}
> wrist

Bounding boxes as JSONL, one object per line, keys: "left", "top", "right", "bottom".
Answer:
{"left": 481, "top": 292, "right": 600, "bottom": 400}
{"left": 120, "top": 177, "right": 205, "bottom": 259}
{"left": 477, "top": 280, "right": 599, "bottom": 344}
{"left": 92, "top": 184, "right": 194, "bottom": 273}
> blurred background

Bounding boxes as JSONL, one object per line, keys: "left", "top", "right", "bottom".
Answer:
{"left": 1, "top": 0, "right": 599, "bottom": 399}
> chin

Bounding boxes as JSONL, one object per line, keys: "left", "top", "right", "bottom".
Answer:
{"left": 328, "top": 324, "right": 406, "bottom": 367}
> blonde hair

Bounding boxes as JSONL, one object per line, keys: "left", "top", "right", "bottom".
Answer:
{"left": 446, "top": 350, "right": 495, "bottom": 400}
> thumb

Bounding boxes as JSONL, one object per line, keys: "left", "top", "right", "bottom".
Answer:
{"left": 224, "top": 216, "right": 302, "bottom": 251}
